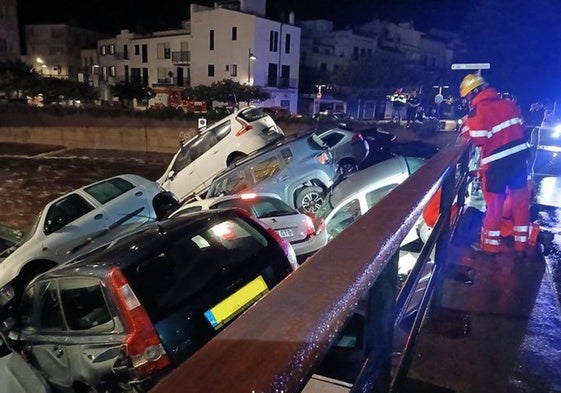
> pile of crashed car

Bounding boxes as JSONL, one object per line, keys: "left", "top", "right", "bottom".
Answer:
{"left": 0, "top": 107, "right": 436, "bottom": 393}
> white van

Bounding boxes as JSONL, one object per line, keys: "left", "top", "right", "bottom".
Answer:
{"left": 157, "top": 106, "right": 284, "bottom": 201}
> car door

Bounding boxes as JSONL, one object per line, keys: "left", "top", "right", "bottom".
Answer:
{"left": 162, "top": 139, "right": 205, "bottom": 201}
{"left": 81, "top": 176, "right": 154, "bottom": 237}
{"left": 192, "top": 120, "right": 232, "bottom": 189}
{"left": 19, "top": 278, "right": 122, "bottom": 391}
{"left": 39, "top": 193, "right": 112, "bottom": 260}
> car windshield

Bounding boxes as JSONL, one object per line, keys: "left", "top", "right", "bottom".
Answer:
{"left": 213, "top": 196, "right": 297, "bottom": 218}
{"left": 20, "top": 208, "right": 44, "bottom": 243}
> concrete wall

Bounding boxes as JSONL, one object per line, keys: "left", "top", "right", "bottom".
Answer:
{"left": 0, "top": 126, "right": 192, "bottom": 153}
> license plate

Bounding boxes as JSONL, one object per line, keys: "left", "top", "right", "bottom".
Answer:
{"left": 204, "top": 276, "right": 269, "bottom": 330}
{"left": 276, "top": 229, "right": 294, "bottom": 238}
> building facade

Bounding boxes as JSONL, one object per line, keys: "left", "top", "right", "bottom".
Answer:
{"left": 91, "top": 0, "right": 301, "bottom": 113}
{"left": 24, "top": 24, "right": 106, "bottom": 79}
{"left": 0, "top": 0, "right": 21, "bottom": 62}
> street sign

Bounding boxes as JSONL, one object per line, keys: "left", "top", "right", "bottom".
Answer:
{"left": 434, "top": 94, "right": 444, "bottom": 104}
{"left": 451, "top": 63, "right": 491, "bottom": 70}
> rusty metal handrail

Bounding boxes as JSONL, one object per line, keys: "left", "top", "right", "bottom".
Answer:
{"left": 150, "top": 140, "right": 470, "bottom": 393}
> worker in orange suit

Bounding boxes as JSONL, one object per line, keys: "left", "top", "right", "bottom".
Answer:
{"left": 458, "top": 73, "right": 531, "bottom": 258}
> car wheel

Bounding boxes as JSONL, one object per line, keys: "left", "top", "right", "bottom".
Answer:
{"left": 296, "top": 186, "right": 325, "bottom": 214}
{"left": 227, "top": 152, "right": 247, "bottom": 166}
{"left": 338, "top": 159, "right": 358, "bottom": 176}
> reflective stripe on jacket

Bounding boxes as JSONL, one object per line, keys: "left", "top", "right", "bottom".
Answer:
{"left": 460, "top": 88, "right": 528, "bottom": 165}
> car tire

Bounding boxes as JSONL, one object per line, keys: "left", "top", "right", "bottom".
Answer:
{"left": 338, "top": 159, "right": 358, "bottom": 176}
{"left": 295, "top": 186, "right": 325, "bottom": 214}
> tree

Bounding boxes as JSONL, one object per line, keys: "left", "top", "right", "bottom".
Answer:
{"left": 459, "top": 0, "right": 561, "bottom": 103}
{"left": 0, "top": 60, "right": 41, "bottom": 99}
{"left": 183, "top": 79, "right": 270, "bottom": 107}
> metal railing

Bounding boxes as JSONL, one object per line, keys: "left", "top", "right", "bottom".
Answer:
{"left": 150, "top": 139, "right": 471, "bottom": 393}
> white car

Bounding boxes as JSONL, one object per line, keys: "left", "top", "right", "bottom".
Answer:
{"left": 157, "top": 106, "right": 284, "bottom": 202}
{"left": 169, "top": 193, "right": 327, "bottom": 261}
{"left": 0, "top": 174, "right": 178, "bottom": 309}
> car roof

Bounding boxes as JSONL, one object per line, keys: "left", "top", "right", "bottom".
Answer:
{"left": 35, "top": 209, "right": 253, "bottom": 280}
{"left": 327, "top": 156, "right": 412, "bottom": 207}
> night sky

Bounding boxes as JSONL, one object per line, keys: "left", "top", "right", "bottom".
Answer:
{"left": 18, "top": 0, "right": 470, "bottom": 35}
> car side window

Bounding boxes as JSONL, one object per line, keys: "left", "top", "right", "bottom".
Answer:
{"left": 190, "top": 131, "right": 218, "bottom": 162}
{"left": 59, "top": 278, "right": 113, "bottom": 331}
{"left": 365, "top": 184, "right": 398, "bottom": 209}
{"left": 213, "top": 120, "right": 231, "bottom": 141}
{"left": 212, "top": 169, "right": 249, "bottom": 196}
{"left": 172, "top": 145, "right": 194, "bottom": 173}
{"left": 327, "top": 198, "right": 361, "bottom": 239}
{"left": 321, "top": 132, "right": 344, "bottom": 148}
{"left": 44, "top": 194, "right": 95, "bottom": 235}
{"left": 249, "top": 156, "right": 282, "bottom": 184}
{"left": 84, "top": 177, "right": 135, "bottom": 204}
{"left": 20, "top": 281, "right": 65, "bottom": 331}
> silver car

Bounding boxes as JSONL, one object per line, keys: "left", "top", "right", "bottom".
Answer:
{"left": 0, "top": 174, "right": 178, "bottom": 309}
{"left": 206, "top": 131, "right": 339, "bottom": 214}
{"left": 314, "top": 126, "right": 370, "bottom": 175}
{"left": 169, "top": 193, "right": 327, "bottom": 261}
{"left": 315, "top": 155, "right": 426, "bottom": 244}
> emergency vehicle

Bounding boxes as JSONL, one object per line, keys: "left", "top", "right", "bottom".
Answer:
{"left": 149, "top": 86, "right": 207, "bottom": 113}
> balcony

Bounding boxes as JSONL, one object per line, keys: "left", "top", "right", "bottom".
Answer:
{"left": 172, "top": 51, "right": 190, "bottom": 64}
{"left": 266, "top": 75, "right": 298, "bottom": 89}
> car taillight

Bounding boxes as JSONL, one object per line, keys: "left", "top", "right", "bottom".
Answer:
{"left": 316, "top": 151, "right": 331, "bottom": 164}
{"left": 304, "top": 214, "right": 316, "bottom": 236}
{"left": 107, "top": 267, "right": 171, "bottom": 378}
{"left": 235, "top": 124, "right": 254, "bottom": 136}
{"left": 352, "top": 133, "right": 364, "bottom": 141}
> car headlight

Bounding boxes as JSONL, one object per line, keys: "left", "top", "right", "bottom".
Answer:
{"left": 0, "top": 284, "right": 15, "bottom": 306}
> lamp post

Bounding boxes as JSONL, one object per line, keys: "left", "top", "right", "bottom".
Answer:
{"left": 248, "top": 49, "right": 256, "bottom": 85}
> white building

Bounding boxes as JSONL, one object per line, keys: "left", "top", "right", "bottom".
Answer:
{"left": 92, "top": 0, "right": 301, "bottom": 113}
{"left": 0, "top": 0, "right": 21, "bottom": 62}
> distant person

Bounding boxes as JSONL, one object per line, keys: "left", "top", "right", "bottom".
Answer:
{"left": 406, "top": 91, "right": 421, "bottom": 127}
{"left": 458, "top": 73, "right": 531, "bottom": 259}
{"left": 389, "top": 88, "right": 407, "bottom": 123}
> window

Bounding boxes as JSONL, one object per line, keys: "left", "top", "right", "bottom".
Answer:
{"left": 157, "top": 67, "right": 172, "bottom": 83}
{"left": 51, "top": 28, "right": 64, "bottom": 38}
{"left": 123, "top": 44, "right": 128, "bottom": 59}
{"left": 100, "top": 45, "right": 107, "bottom": 56}
{"left": 101, "top": 66, "right": 108, "bottom": 81}
{"left": 84, "top": 177, "right": 134, "bottom": 204}
{"left": 59, "top": 278, "right": 112, "bottom": 331}
{"left": 269, "top": 30, "right": 278, "bottom": 52}
{"left": 109, "top": 66, "right": 116, "bottom": 77}
{"left": 285, "top": 33, "right": 291, "bottom": 54}
{"left": 44, "top": 194, "right": 95, "bottom": 234}
{"left": 232, "top": 26, "right": 237, "bottom": 41}
{"left": 321, "top": 132, "right": 344, "bottom": 148}
{"left": 208, "top": 64, "right": 215, "bottom": 77}
{"left": 230, "top": 64, "right": 237, "bottom": 77}
{"left": 135, "top": 45, "right": 140, "bottom": 55}
{"left": 365, "top": 184, "right": 398, "bottom": 209}
{"left": 327, "top": 198, "right": 361, "bottom": 239}
{"left": 249, "top": 156, "right": 282, "bottom": 184}
{"left": 0, "top": 39, "right": 6, "bottom": 53}
{"left": 209, "top": 29, "right": 214, "bottom": 50}
{"left": 109, "top": 44, "right": 115, "bottom": 55}
{"left": 157, "top": 42, "right": 171, "bottom": 59}
{"left": 20, "top": 281, "right": 65, "bottom": 331}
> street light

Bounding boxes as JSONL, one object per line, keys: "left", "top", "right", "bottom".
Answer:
{"left": 248, "top": 49, "right": 256, "bottom": 85}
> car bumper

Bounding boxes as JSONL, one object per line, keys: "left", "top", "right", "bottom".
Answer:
{"left": 291, "top": 230, "right": 328, "bottom": 261}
